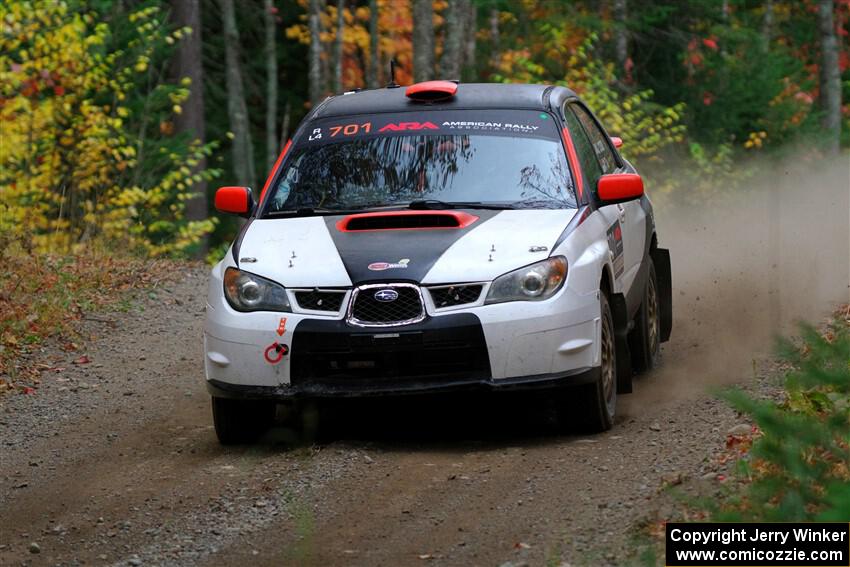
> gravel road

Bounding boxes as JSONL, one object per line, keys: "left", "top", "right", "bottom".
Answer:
{"left": 2, "top": 166, "right": 847, "bottom": 566}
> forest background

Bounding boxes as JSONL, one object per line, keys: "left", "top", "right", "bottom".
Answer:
{"left": 1, "top": 0, "right": 846, "bottom": 262}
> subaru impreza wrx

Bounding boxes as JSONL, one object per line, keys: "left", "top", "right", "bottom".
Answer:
{"left": 204, "top": 81, "right": 672, "bottom": 443}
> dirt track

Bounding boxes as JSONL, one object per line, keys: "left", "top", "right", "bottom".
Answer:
{"left": 1, "top": 164, "right": 847, "bottom": 566}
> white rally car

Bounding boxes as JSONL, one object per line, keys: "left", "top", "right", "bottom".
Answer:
{"left": 204, "top": 81, "right": 672, "bottom": 443}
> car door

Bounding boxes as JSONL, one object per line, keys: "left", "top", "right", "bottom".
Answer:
{"left": 568, "top": 103, "right": 646, "bottom": 299}
{"left": 561, "top": 104, "right": 623, "bottom": 294}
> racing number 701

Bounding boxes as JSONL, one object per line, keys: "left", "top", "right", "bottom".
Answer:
{"left": 329, "top": 122, "right": 372, "bottom": 137}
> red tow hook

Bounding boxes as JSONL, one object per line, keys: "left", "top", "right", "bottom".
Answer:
{"left": 263, "top": 342, "right": 289, "bottom": 364}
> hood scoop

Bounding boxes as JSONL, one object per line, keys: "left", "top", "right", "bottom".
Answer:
{"left": 336, "top": 210, "right": 479, "bottom": 232}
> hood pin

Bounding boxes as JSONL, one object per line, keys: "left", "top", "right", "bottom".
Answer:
{"left": 288, "top": 259, "right": 294, "bottom": 268}
{"left": 488, "top": 244, "right": 495, "bottom": 262}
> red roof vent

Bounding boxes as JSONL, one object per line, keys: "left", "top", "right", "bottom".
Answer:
{"left": 405, "top": 80, "right": 458, "bottom": 102}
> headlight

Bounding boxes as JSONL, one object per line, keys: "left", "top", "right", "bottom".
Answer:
{"left": 485, "top": 256, "right": 567, "bottom": 304}
{"left": 223, "top": 267, "right": 291, "bottom": 312}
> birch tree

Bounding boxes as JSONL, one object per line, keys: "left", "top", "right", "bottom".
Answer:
{"left": 818, "top": 0, "right": 841, "bottom": 154}
{"left": 413, "top": 0, "right": 434, "bottom": 82}
{"left": 613, "top": 0, "right": 628, "bottom": 78}
{"left": 463, "top": 1, "right": 476, "bottom": 80}
{"left": 170, "top": 0, "right": 208, "bottom": 253}
{"left": 489, "top": 7, "right": 500, "bottom": 72}
{"left": 334, "top": 0, "right": 344, "bottom": 92}
{"left": 220, "top": 0, "right": 256, "bottom": 188}
{"left": 367, "top": 0, "right": 379, "bottom": 88}
{"left": 439, "top": 0, "right": 467, "bottom": 79}
{"left": 263, "top": 0, "right": 278, "bottom": 171}
{"left": 308, "top": 0, "right": 323, "bottom": 106}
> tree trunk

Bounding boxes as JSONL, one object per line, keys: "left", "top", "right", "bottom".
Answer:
{"left": 462, "top": 0, "right": 476, "bottom": 80}
{"left": 412, "top": 0, "right": 434, "bottom": 82}
{"left": 263, "top": 0, "right": 278, "bottom": 172}
{"left": 489, "top": 7, "right": 500, "bottom": 72}
{"left": 761, "top": 0, "right": 774, "bottom": 50}
{"left": 220, "top": 0, "right": 256, "bottom": 188}
{"left": 280, "top": 99, "right": 291, "bottom": 148}
{"left": 308, "top": 0, "right": 323, "bottom": 106}
{"left": 439, "top": 0, "right": 466, "bottom": 79}
{"left": 818, "top": 0, "right": 841, "bottom": 154}
{"left": 170, "top": 0, "right": 208, "bottom": 254}
{"left": 613, "top": 0, "right": 628, "bottom": 76}
{"left": 334, "top": 0, "right": 344, "bottom": 92}
{"left": 367, "top": 0, "right": 379, "bottom": 88}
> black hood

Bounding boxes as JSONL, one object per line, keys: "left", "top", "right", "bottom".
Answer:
{"left": 323, "top": 211, "right": 499, "bottom": 284}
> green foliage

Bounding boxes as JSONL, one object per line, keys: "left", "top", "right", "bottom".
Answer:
{"left": 495, "top": 36, "right": 687, "bottom": 170}
{"left": 685, "top": 23, "right": 813, "bottom": 147}
{"left": 715, "top": 319, "right": 850, "bottom": 522}
{"left": 0, "top": 0, "right": 220, "bottom": 256}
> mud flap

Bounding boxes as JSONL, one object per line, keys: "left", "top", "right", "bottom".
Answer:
{"left": 651, "top": 248, "right": 673, "bottom": 343}
{"left": 609, "top": 292, "right": 633, "bottom": 394}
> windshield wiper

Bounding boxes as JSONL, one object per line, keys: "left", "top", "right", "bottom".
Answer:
{"left": 266, "top": 203, "right": 408, "bottom": 217}
{"left": 407, "top": 199, "right": 516, "bottom": 211}
{"left": 266, "top": 207, "right": 354, "bottom": 217}
{"left": 266, "top": 207, "right": 337, "bottom": 217}
{"left": 266, "top": 200, "right": 516, "bottom": 217}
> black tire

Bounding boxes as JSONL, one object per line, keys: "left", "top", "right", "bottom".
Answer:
{"left": 211, "top": 397, "right": 275, "bottom": 445}
{"left": 629, "top": 257, "right": 661, "bottom": 373}
{"left": 566, "top": 291, "right": 617, "bottom": 432}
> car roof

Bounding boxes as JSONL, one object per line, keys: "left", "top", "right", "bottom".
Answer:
{"left": 311, "top": 83, "right": 578, "bottom": 119}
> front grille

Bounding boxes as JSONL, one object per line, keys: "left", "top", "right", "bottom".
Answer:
{"left": 294, "top": 289, "right": 346, "bottom": 312}
{"left": 429, "top": 284, "right": 483, "bottom": 308}
{"left": 290, "top": 314, "right": 492, "bottom": 390}
{"left": 348, "top": 284, "right": 424, "bottom": 326}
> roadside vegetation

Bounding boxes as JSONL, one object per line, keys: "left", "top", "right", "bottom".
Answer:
{"left": 714, "top": 307, "right": 850, "bottom": 521}
{"left": 0, "top": 238, "right": 185, "bottom": 390}
{"left": 629, "top": 307, "right": 850, "bottom": 563}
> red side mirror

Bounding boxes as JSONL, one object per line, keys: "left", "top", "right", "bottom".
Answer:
{"left": 214, "top": 186, "right": 255, "bottom": 217}
{"left": 610, "top": 136, "right": 623, "bottom": 149}
{"left": 597, "top": 173, "right": 644, "bottom": 204}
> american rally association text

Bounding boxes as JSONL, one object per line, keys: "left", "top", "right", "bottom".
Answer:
{"left": 669, "top": 527, "right": 849, "bottom": 547}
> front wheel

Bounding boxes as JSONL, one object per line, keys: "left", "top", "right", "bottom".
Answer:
{"left": 211, "top": 397, "right": 275, "bottom": 445}
{"left": 566, "top": 291, "right": 617, "bottom": 432}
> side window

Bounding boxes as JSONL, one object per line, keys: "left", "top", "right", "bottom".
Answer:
{"left": 570, "top": 104, "right": 618, "bottom": 174}
{"left": 562, "top": 105, "right": 602, "bottom": 191}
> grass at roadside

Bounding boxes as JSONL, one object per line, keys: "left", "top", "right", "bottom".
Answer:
{"left": 0, "top": 241, "right": 185, "bottom": 391}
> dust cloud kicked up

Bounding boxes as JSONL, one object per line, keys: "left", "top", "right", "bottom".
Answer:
{"left": 626, "top": 158, "right": 849, "bottom": 407}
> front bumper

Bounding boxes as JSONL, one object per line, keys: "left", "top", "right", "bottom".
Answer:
{"left": 204, "top": 266, "right": 602, "bottom": 397}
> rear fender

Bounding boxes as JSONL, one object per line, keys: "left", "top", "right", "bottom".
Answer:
{"left": 651, "top": 248, "right": 672, "bottom": 343}
{"left": 609, "top": 292, "right": 633, "bottom": 394}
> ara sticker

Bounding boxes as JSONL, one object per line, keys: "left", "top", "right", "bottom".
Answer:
{"left": 378, "top": 121, "right": 439, "bottom": 132}
{"left": 263, "top": 342, "right": 289, "bottom": 364}
{"left": 606, "top": 222, "right": 625, "bottom": 278}
{"left": 367, "top": 258, "right": 410, "bottom": 271}
{"left": 276, "top": 317, "right": 287, "bottom": 337}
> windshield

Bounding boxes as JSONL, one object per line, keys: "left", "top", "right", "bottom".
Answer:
{"left": 266, "top": 109, "right": 577, "bottom": 213}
